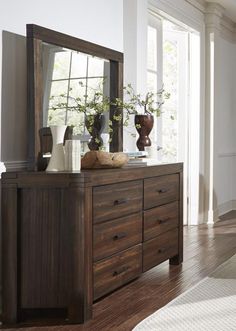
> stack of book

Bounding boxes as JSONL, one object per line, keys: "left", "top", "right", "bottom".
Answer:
{"left": 126, "top": 151, "right": 148, "bottom": 166}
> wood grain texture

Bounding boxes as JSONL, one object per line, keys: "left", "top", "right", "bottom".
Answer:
{"left": 170, "top": 171, "right": 183, "bottom": 265}
{"left": 144, "top": 201, "right": 179, "bottom": 241}
{"left": 27, "top": 25, "right": 123, "bottom": 62}
{"left": 2, "top": 217, "right": 236, "bottom": 330}
{"left": 84, "top": 163, "right": 183, "bottom": 187}
{"left": 20, "top": 188, "right": 70, "bottom": 308}
{"left": 109, "top": 61, "right": 123, "bottom": 152}
{"left": 93, "top": 180, "right": 143, "bottom": 223}
{"left": 1, "top": 164, "right": 182, "bottom": 325}
{"left": 27, "top": 36, "right": 43, "bottom": 171}
{"left": 144, "top": 174, "right": 179, "bottom": 210}
{"left": 93, "top": 245, "right": 142, "bottom": 300}
{"left": 1, "top": 185, "right": 18, "bottom": 324}
{"left": 67, "top": 186, "right": 93, "bottom": 323}
{"left": 27, "top": 24, "right": 124, "bottom": 170}
{"left": 143, "top": 228, "right": 179, "bottom": 272}
{"left": 93, "top": 212, "right": 142, "bottom": 261}
{"left": 2, "top": 163, "right": 183, "bottom": 188}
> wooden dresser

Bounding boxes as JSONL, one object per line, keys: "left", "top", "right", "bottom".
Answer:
{"left": 1, "top": 163, "right": 183, "bottom": 325}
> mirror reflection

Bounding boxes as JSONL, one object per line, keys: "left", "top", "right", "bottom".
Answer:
{"left": 42, "top": 43, "right": 110, "bottom": 149}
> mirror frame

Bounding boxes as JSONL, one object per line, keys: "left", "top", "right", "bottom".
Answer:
{"left": 27, "top": 24, "right": 123, "bottom": 170}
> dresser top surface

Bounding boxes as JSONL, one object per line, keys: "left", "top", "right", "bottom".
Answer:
{"left": 2, "top": 163, "right": 183, "bottom": 187}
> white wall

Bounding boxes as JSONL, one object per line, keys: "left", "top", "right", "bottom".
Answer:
{"left": 123, "top": 0, "right": 148, "bottom": 151}
{"left": 0, "top": 0, "right": 123, "bottom": 165}
{"left": 213, "top": 36, "right": 235, "bottom": 214}
{"left": 0, "top": 0, "right": 123, "bottom": 50}
{"left": 232, "top": 46, "right": 236, "bottom": 204}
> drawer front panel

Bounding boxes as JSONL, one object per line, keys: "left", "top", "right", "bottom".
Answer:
{"left": 93, "top": 212, "right": 142, "bottom": 261}
{"left": 144, "top": 174, "right": 179, "bottom": 210}
{"left": 144, "top": 201, "right": 179, "bottom": 241}
{"left": 93, "top": 245, "right": 142, "bottom": 300}
{"left": 143, "top": 228, "right": 178, "bottom": 272}
{"left": 93, "top": 180, "right": 143, "bottom": 223}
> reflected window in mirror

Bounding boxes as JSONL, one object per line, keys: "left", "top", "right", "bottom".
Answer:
{"left": 42, "top": 43, "right": 110, "bottom": 152}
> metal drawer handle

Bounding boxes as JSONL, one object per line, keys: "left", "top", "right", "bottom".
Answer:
{"left": 157, "top": 217, "right": 170, "bottom": 224}
{"left": 157, "top": 188, "right": 168, "bottom": 194}
{"left": 114, "top": 198, "right": 128, "bottom": 206}
{"left": 113, "top": 266, "right": 130, "bottom": 277}
{"left": 113, "top": 232, "right": 127, "bottom": 241}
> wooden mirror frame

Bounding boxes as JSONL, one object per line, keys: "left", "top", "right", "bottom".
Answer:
{"left": 27, "top": 24, "right": 123, "bottom": 170}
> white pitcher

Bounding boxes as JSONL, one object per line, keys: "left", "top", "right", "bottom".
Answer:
{"left": 46, "top": 125, "right": 67, "bottom": 172}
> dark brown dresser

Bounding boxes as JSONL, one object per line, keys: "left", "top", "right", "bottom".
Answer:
{"left": 1, "top": 163, "right": 183, "bottom": 325}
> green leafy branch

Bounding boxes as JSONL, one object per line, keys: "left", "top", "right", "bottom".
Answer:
{"left": 112, "top": 83, "right": 171, "bottom": 126}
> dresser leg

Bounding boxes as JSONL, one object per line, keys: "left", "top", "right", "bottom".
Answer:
{"left": 169, "top": 254, "right": 183, "bottom": 265}
{"left": 68, "top": 300, "right": 92, "bottom": 324}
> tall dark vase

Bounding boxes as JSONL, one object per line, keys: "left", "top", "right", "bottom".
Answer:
{"left": 135, "top": 114, "right": 154, "bottom": 151}
{"left": 85, "top": 114, "right": 105, "bottom": 150}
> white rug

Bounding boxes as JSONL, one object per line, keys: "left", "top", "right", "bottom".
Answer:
{"left": 133, "top": 257, "right": 236, "bottom": 331}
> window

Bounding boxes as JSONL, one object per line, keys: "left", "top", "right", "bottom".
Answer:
{"left": 147, "top": 15, "right": 189, "bottom": 163}
{"left": 147, "top": 12, "right": 201, "bottom": 225}
{"left": 42, "top": 44, "right": 110, "bottom": 151}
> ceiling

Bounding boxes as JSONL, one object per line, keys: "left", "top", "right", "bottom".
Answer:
{"left": 207, "top": 0, "right": 236, "bottom": 22}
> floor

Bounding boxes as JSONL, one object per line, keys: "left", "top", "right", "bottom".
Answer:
{"left": 2, "top": 213, "right": 236, "bottom": 331}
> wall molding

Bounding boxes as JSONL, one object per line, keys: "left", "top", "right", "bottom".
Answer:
{"left": 214, "top": 200, "right": 236, "bottom": 223}
{"left": 218, "top": 152, "right": 236, "bottom": 158}
{"left": 205, "top": 2, "right": 236, "bottom": 43}
{"left": 186, "top": 0, "right": 206, "bottom": 13}
{"left": 0, "top": 162, "right": 6, "bottom": 172}
{"left": 232, "top": 200, "right": 236, "bottom": 210}
{"left": 3, "top": 160, "right": 28, "bottom": 172}
{"left": 149, "top": 1, "right": 236, "bottom": 42}
{"left": 217, "top": 200, "right": 234, "bottom": 217}
{"left": 148, "top": 0, "right": 205, "bottom": 31}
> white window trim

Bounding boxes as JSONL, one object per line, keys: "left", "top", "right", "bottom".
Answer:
{"left": 148, "top": 0, "right": 205, "bottom": 225}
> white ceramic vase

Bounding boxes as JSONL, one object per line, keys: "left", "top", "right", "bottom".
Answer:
{"left": 64, "top": 140, "right": 81, "bottom": 171}
{"left": 46, "top": 125, "right": 67, "bottom": 172}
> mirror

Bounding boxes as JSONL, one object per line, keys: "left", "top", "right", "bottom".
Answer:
{"left": 27, "top": 24, "right": 123, "bottom": 170}
{"left": 42, "top": 43, "right": 110, "bottom": 137}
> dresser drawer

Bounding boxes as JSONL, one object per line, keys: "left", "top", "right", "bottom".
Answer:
{"left": 93, "top": 180, "right": 143, "bottom": 223}
{"left": 93, "top": 244, "right": 142, "bottom": 300}
{"left": 143, "top": 228, "right": 178, "bottom": 272}
{"left": 144, "top": 201, "right": 179, "bottom": 241}
{"left": 93, "top": 212, "right": 142, "bottom": 261}
{"left": 144, "top": 174, "right": 179, "bottom": 210}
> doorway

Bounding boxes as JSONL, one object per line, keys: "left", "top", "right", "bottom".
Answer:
{"left": 147, "top": 13, "right": 201, "bottom": 225}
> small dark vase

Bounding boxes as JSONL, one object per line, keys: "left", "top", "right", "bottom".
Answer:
{"left": 135, "top": 114, "right": 154, "bottom": 151}
{"left": 85, "top": 114, "right": 105, "bottom": 150}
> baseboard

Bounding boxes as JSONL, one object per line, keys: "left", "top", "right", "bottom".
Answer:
{"left": 213, "top": 208, "right": 220, "bottom": 223}
{"left": 214, "top": 200, "right": 236, "bottom": 222}
{"left": 232, "top": 200, "right": 236, "bottom": 210}
{"left": 217, "top": 200, "right": 234, "bottom": 217}
{"left": 3, "top": 160, "right": 28, "bottom": 172}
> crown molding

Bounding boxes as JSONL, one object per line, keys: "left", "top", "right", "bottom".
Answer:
{"left": 221, "top": 14, "right": 235, "bottom": 34}
{"left": 148, "top": 0, "right": 205, "bottom": 31}
{"left": 204, "top": 2, "right": 236, "bottom": 42}
{"left": 185, "top": 1, "right": 236, "bottom": 41}
{"left": 221, "top": 14, "right": 236, "bottom": 42}
{"left": 186, "top": 0, "right": 206, "bottom": 13}
{"left": 205, "top": 2, "right": 224, "bottom": 29}
{"left": 149, "top": 0, "right": 236, "bottom": 40}
{"left": 205, "top": 2, "right": 225, "bottom": 17}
